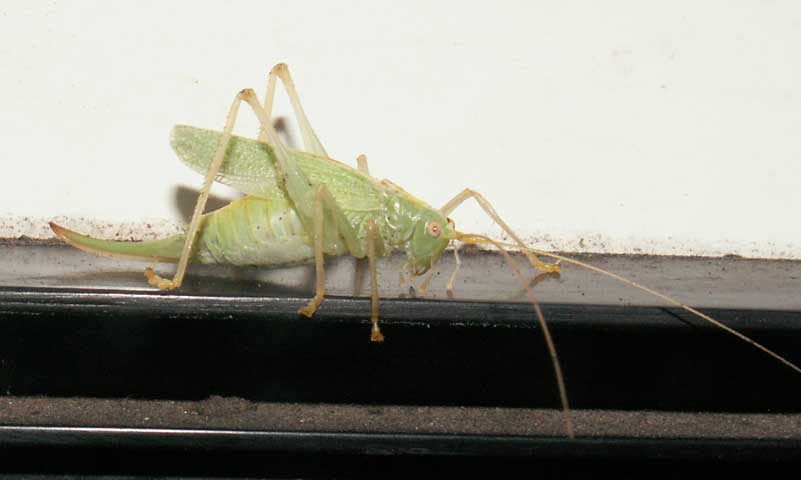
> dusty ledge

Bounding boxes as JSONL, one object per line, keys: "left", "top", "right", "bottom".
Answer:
{"left": 2, "top": 397, "right": 801, "bottom": 441}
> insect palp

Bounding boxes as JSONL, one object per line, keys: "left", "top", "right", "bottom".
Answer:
{"left": 416, "top": 266, "right": 438, "bottom": 294}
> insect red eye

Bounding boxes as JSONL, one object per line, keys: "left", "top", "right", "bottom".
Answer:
{"left": 427, "top": 222, "right": 442, "bottom": 237}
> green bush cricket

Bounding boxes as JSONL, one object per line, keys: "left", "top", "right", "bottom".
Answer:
{"left": 49, "top": 63, "right": 801, "bottom": 439}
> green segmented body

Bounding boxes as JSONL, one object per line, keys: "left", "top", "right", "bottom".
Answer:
{"left": 52, "top": 126, "right": 452, "bottom": 272}
{"left": 52, "top": 196, "right": 313, "bottom": 266}
{"left": 197, "top": 196, "right": 313, "bottom": 266}
{"left": 172, "top": 125, "right": 386, "bottom": 257}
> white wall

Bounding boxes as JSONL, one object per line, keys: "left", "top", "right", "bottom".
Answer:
{"left": 2, "top": 1, "right": 800, "bottom": 258}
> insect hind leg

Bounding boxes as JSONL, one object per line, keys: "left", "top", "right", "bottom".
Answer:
{"left": 145, "top": 89, "right": 250, "bottom": 290}
{"left": 356, "top": 154, "right": 369, "bottom": 174}
{"left": 146, "top": 75, "right": 337, "bottom": 291}
{"left": 259, "top": 63, "right": 328, "bottom": 157}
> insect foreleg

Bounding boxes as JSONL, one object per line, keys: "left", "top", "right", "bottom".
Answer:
{"left": 446, "top": 244, "right": 462, "bottom": 294}
{"left": 258, "top": 63, "right": 327, "bottom": 156}
{"left": 440, "top": 189, "right": 560, "bottom": 274}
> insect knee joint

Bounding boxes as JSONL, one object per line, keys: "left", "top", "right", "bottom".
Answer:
{"left": 239, "top": 88, "right": 257, "bottom": 100}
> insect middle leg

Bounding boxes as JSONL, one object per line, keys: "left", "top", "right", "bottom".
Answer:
{"left": 241, "top": 87, "right": 374, "bottom": 329}
{"left": 295, "top": 182, "right": 371, "bottom": 328}
{"left": 233, "top": 87, "right": 365, "bottom": 318}
{"left": 352, "top": 154, "right": 370, "bottom": 296}
{"left": 366, "top": 218, "right": 385, "bottom": 342}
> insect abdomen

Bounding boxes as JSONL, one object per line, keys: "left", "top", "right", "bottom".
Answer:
{"left": 50, "top": 196, "right": 314, "bottom": 267}
{"left": 195, "top": 195, "right": 314, "bottom": 266}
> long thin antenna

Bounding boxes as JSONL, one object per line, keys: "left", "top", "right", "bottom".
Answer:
{"left": 467, "top": 236, "right": 801, "bottom": 376}
{"left": 457, "top": 233, "right": 575, "bottom": 438}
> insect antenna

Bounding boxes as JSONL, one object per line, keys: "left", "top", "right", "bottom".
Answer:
{"left": 455, "top": 232, "right": 575, "bottom": 439}
{"left": 487, "top": 240, "right": 801, "bottom": 376}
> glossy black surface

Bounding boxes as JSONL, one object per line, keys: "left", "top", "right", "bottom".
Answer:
{"left": 0, "top": 286, "right": 800, "bottom": 412}
{"left": 1, "top": 242, "right": 801, "bottom": 475}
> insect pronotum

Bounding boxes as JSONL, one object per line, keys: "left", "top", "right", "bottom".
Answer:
{"left": 49, "top": 63, "right": 801, "bottom": 439}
